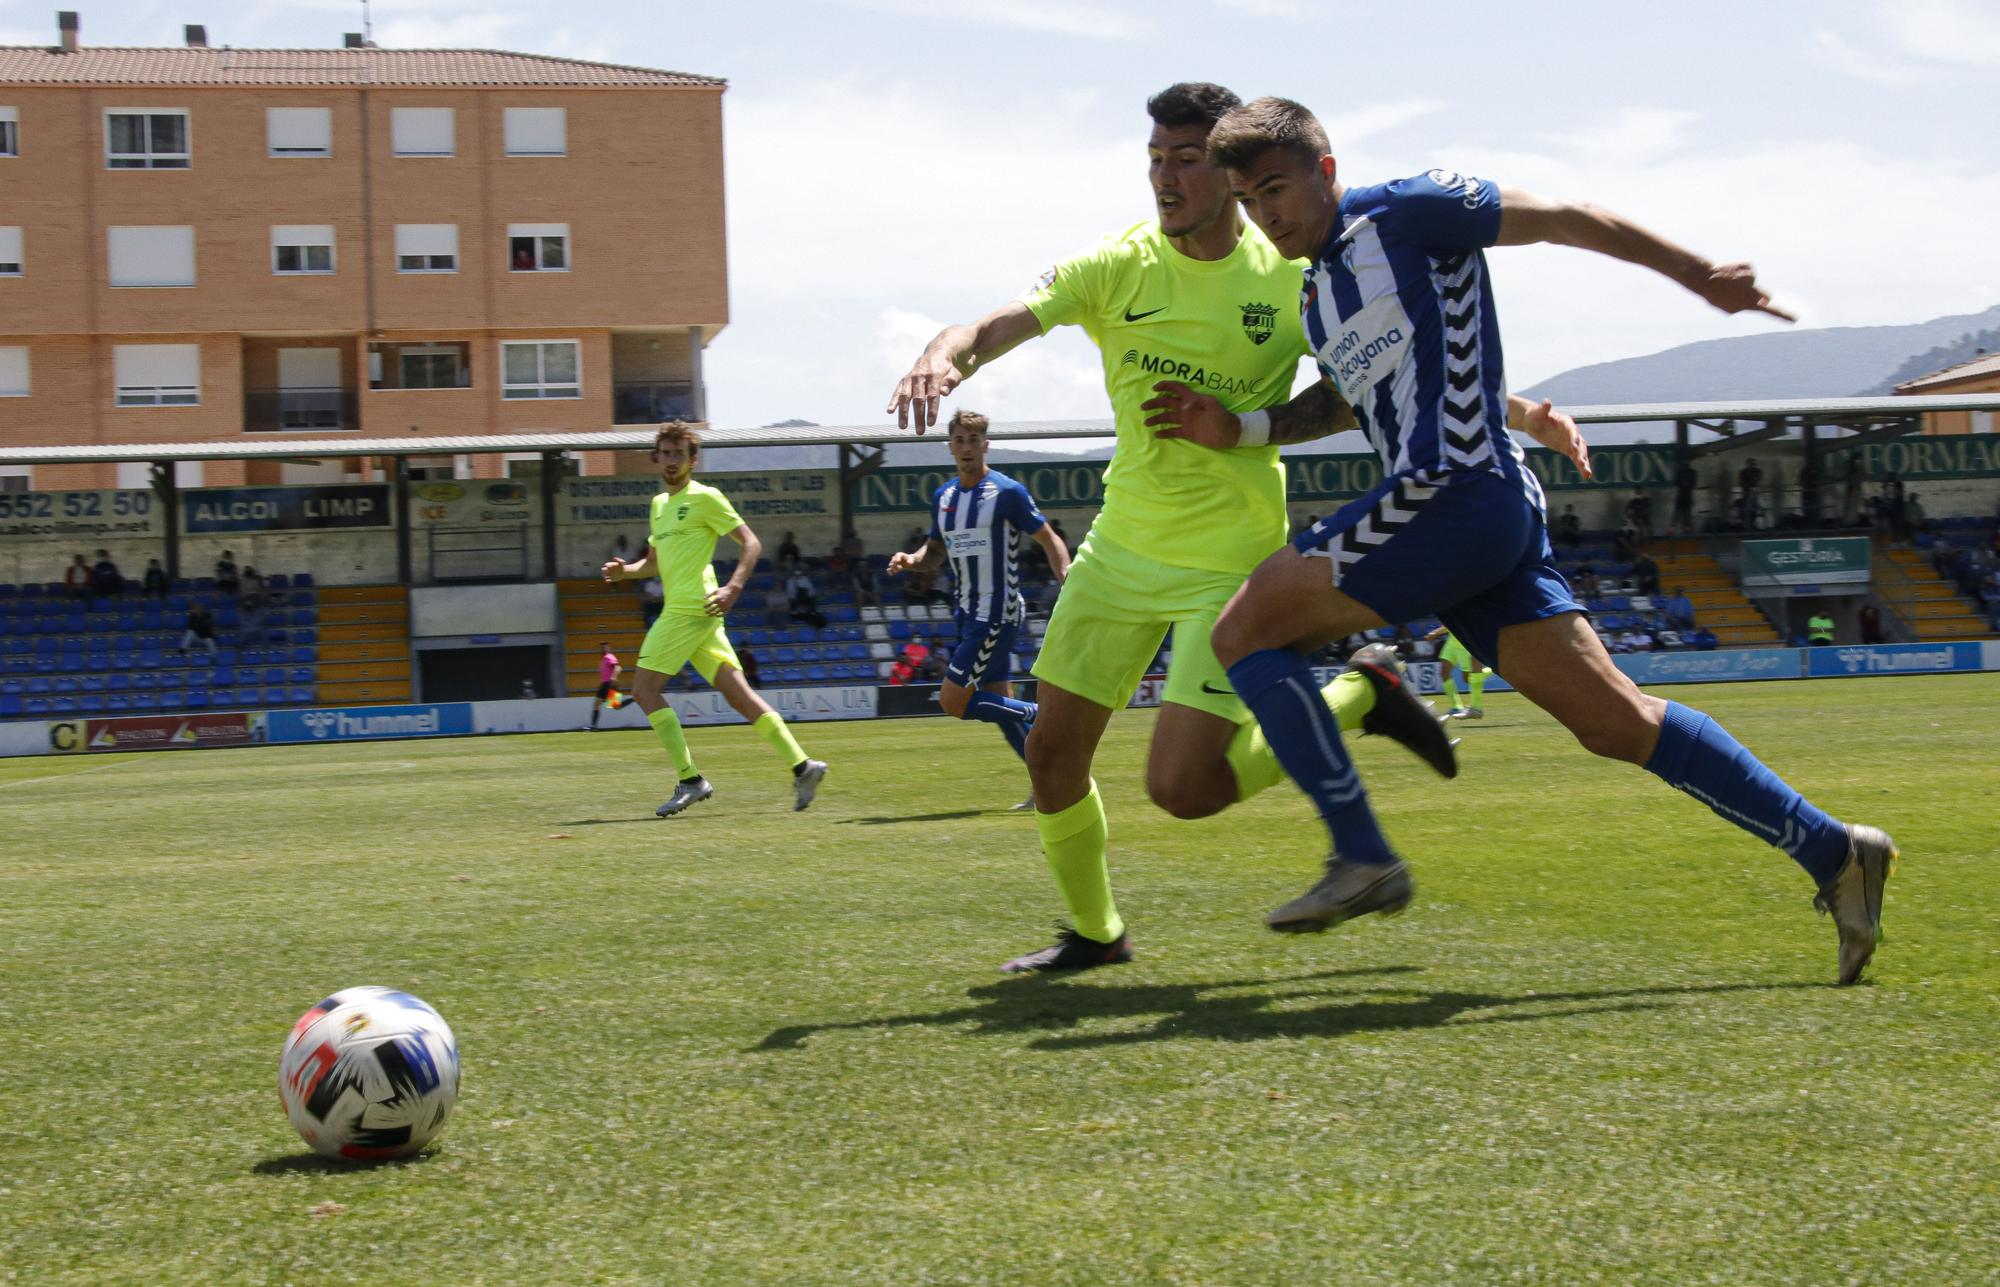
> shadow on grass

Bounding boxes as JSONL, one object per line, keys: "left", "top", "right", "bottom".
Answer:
{"left": 252, "top": 1149, "right": 439, "bottom": 1176}
{"left": 836, "top": 809, "right": 993, "bottom": 826}
{"left": 557, "top": 817, "right": 669, "bottom": 827}
{"left": 756, "top": 968, "right": 1822, "bottom": 1053}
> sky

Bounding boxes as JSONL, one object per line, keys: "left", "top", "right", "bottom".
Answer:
{"left": 8, "top": 0, "right": 2000, "bottom": 433}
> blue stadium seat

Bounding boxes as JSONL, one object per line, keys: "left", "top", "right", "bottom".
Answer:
{"left": 290, "top": 645, "right": 317, "bottom": 664}
{"left": 294, "top": 572, "right": 314, "bottom": 588}
{"left": 846, "top": 643, "right": 869, "bottom": 661}
{"left": 54, "top": 675, "right": 78, "bottom": 694}
{"left": 290, "top": 666, "right": 314, "bottom": 684}
{"left": 235, "top": 686, "right": 260, "bottom": 705}
{"left": 773, "top": 647, "right": 797, "bottom": 664}
{"left": 52, "top": 696, "right": 77, "bottom": 715}
{"left": 132, "top": 672, "right": 156, "bottom": 691}
{"left": 263, "top": 666, "right": 286, "bottom": 684}
{"left": 290, "top": 589, "right": 314, "bottom": 607}
{"left": 0, "top": 693, "right": 18, "bottom": 718}
{"left": 78, "top": 693, "right": 106, "bottom": 714}
{"left": 263, "top": 687, "right": 288, "bottom": 705}
{"left": 290, "top": 608, "right": 317, "bottom": 626}
{"left": 105, "top": 694, "right": 129, "bottom": 712}
{"left": 131, "top": 693, "right": 157, "bottom": 711}
{"left": 291, "top": 628, "right": 316, "bottom": 645}
{"left": 24, "top": 698, "right": 49, "bottom": 715}
{"left": 267, "top": 573, "right": 290, "bottom": 590}
{"left": 211, "top": 665, "right": 236, "bottom": 686}
{"left": 888, "top": 621, "right": 912, "bottom": 640}
{"left": 158, "top": 690, "right": 184, "bottom": 710}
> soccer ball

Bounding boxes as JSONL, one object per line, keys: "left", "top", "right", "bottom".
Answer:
{"left": 279, "top": 986, "right": 460, "bottom": 1161}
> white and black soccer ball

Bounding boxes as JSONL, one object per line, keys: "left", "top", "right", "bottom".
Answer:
{"left": 279, "top": 986, "right": 460, "bottom": 1161}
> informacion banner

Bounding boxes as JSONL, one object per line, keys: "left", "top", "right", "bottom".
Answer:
{"left": 184, "top": 485, "right": 392, "bottom": 534}
{"left": 659, "top": 684, "right": 876, "bottom": 726}
{"left": 0, "top": 489, "right": 160, "bottom": 541}
{"left": 408, "top": 480, "right": 539, "bottom": 528}
{"left": 266, "top": 703, "right": 474, "bottom": 743}
{"left": 561, "top": 471, "right": 838, "bottom": 527}
{"left": 47, "top": 711, "right": 266, "bottom": 754}
{"left": 1806, "top": 642, "right": 1983, "bottom": 677}
{"left": 1614, "top": 648, "right": 1804, "bottom": 685}
{"left": 1741, "top": 537, "right": 1870, "bottom": 589}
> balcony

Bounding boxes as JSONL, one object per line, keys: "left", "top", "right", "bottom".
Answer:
{"left": 244, "top": 387, "right": 357, "bottom": 433}
{"left": 612, "top": 380, "right": 698, "bottom": 425}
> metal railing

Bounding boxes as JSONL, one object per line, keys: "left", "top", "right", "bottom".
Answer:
{"left": 611, "top": 381, "right": 697, "bottom": 425}
{"left": 244, "top": 387, "right": 356, "bottom": 433}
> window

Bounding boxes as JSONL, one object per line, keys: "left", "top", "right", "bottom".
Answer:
{"left": 501, "top": 340, "right": 580, "bottom": 399}
{"left": 107, "top": 226, "right": 196, "bottom": 287}
{"left": 392, "top": 108, "right": 454, "bottom": 157}
{"left": 368, "top": 341, "right": 472, "bottom": 390}
{"left": 0, "top": 107, "right": 17, "bottom": 157}
{"left": 113, "top": 344, "right": 201, "bottom": 406}
{"left": 0, "top": 346, "right": 27, "bottom": 397}
{"left": 507, "top": 223, "right": 568, "bottom": 272}
{"left": 271, "top": 225, "right": 335, "bottom": 275}
{"left": 395, "top": 223, "right": 458, "bottom": 273}
{"left": 267, "top": 107, "right": 331, "bottom": 157}
{"left": 0, "top": 226, "right": 19, "bottom": 276}
{"left": 105, "top": 109, "right": 189, "bottom": 168}
{"left": 504, "top": 107, "right": 566, "bottom": 156}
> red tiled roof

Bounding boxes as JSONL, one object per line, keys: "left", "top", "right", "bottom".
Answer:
{"left": 1897, "top": 351, "right": 2000, "bottom": 392}
{"left": 0, "top": 46, "right": 724, "bottom": 88}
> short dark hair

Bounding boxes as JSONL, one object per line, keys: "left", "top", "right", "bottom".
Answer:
{"left": 947, "top": 409, "right": 990, "bottom": 436}
{"left": 653, "top": 421, "right": 700, "bottom": 458}
{"left": 1145, "top": 82, "right": 1241, "bottom": 132}
{"left": 1207, "top": 96, "right": 1330, "bottom": 171}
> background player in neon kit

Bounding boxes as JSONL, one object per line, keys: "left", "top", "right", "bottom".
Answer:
{"left": 889, "top": 410, "right": 1070, "bottom": 796}
{"left": 1193, "top": 98, "right": 1893, "bottom": 983}
{"left": 885, "top": 83, "right": 1456, "bottom": 973}
{"left": 604, "top": 424, "right": 828, "bottom": 817}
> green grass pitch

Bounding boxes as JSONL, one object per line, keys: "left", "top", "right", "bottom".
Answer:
{"left": 2, "top": 674, "right": 1997, "bottom": 1284}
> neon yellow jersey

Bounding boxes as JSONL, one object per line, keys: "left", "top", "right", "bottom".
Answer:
{"left": 1020, "top": 221, "right": 1309, "bottom": 575}
{"left": 648, "top": 480, "right": 744, "bottom": 617}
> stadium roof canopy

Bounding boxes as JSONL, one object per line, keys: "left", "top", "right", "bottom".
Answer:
{"left": 2, "top": 395, "right": 1999, "bottom": 467}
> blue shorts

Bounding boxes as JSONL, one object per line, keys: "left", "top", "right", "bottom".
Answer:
{"left": 946, "top": 613, "right": 1019, "bottom": 687}
{"left": 1294, "top": 469, "right": 1581, "bottom": 670}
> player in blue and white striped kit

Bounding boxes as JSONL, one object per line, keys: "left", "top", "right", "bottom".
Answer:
{"left": 1158, "top": 97, "right": 1893, "bottom": 985}
{"left": 889, "top": 410, "right": 1070, "bottom": 796}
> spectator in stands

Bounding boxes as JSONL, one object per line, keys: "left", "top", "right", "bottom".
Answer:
{"left": 762, "top": 582, "right": 792, "bottom": 628}
{"left": 1858, "top": 603, "right": 1884, "bottom": 645}
{"left": 1807, "top": 610, "right": 1835, "bottom": 647}
{"left": 1842, "top": 456, "right": 1866, "bottom": 525}
{"left": 215, "top": 550, "right": 240, "bottom": 594}
{"left": 826, "top": 543, "right": 851, "bottom": 580}
{"left": 91, "top": 549, "right": 123, "bottom": 598}
{"left": 1632, "top": 551, "right": 1660, "bottom": 595}
{"left": 1554, "top": 504, "right": 1581, "bottom": 546}
{"left": 1574, "top": 562, "right": 1599, "bottom": 598}
{"left": 1659, "top": 586, "right": 1694, "bottom": 628}
{"left": 641, "top": 576, "right": 665, "bottom": 626}
{"left": 787, "top": 567, "right": 827, "bottom": 629}
{"left": 842, "top": 529, "right": 866, "bottom": 563}
{"left": 240, "top": 565, "right": 265, "bottom": 602}
{"left": 1623, "top": 625, "right": 1654, "bottom": 653}
{"left": 1692, "top": 625, "right": 1719, "bottom": 650}
{"left": 1736, "top": 458, "right": 1763, "bottom": 530}
{"left": 180, "top": 601, "right": 219, "bottom": 658}
{"left": 142, "top": 558, "right": 168, "bottom": 597}
{"left": 1797, "top": 462, "right": 1823, "bottom": 526}
{"left": 852, "top": 559, "right": 883, "bottom": 610}
{"left": 777, "top": 531, "right": 801, "bottom": 571}
{"left": 1656, "top": 627, "right": 1683, "bottom": 649}
{"left": 65, "top": 553, "right": 92, "bottom": 599}
{"left": 1613, "top": 526, "right": 1638, "bottom": 563}
{"left": 240, "top": 587, "right": 266, "bottom": 640}
{"left": 1672, "top": 458, "right": 1698, "bottom": 532}
{"left": 1624, "top": 488, "right": 1653, "bottom": 540}
{"left": 888, "top": 655, "right": 916, "bottom": 685}
{"left": 1903, "top": 493, "right": 1927, "bottom": 537}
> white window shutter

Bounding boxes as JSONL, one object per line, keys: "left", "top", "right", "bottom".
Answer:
{"left": 395, "top": 224, "right": 458, "bottom": 258}
{"left": 107, "top": 226, "right": 196, "bottom": 287}
{"left": 0, "top": 347, "right": 28, "bottom": 396}
{"left": 504, "top": 107, "right": 566, "bottom": 155}
{"left": 0, "top": 226, "right": 21, "bottom": 263}
{"left": 113, "top": 344, "right": 201, "bottom": 388}
{"left": 267, "top": 107, "right": 331, "bottom": 153}
{"left": 506, "top": 222, "right": 569, "bottom": 240}
{"left": 271, "top": 224, "right": 334, "bottom": 248}
{"left": 392, "top": 108, "right": 455, "bottom": 156}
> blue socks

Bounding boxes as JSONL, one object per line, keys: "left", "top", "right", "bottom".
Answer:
{"left": 1227, "top": 648, "right": 1396, "bottom": 864}
{"left": 966, "top": 690, "right": 1036, "bottom": 763}
{"left": 1644, "top": 700, "right": 1849, "bottom": 884}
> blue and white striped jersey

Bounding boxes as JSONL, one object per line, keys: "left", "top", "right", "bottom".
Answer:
{"left": 928, "top": 469, "right": 1047, "bottom": 623}
{"left": 1302, "top": 169, "right": 1544, "bottom": 512}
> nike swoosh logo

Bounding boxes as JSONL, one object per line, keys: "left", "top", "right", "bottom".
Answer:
{"left": 1123, "top": 306, "right": 1166, "bottom": 322}
{"left": 1200, "top": 681, "right": 1235, "bottom": 696}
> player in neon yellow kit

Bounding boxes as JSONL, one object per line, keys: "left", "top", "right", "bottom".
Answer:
{"left": 603, "top": 423, "right": 828, "bottom": 817}
{"left": 888, "top": 84, "right": 1469, "bottom": 972}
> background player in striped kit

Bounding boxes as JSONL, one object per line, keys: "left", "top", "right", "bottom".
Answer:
{"left": 1187, "top": 97, "right": 1893, "bottom": 984}
{"left": 889, "top": 409, "right": 1070, "bottom": 803}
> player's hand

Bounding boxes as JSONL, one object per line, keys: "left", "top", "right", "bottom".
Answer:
{"left": 1143, "top": 381, "right": 1239, "bottom": 448}
{"left": 1691, "top": 261, "right": 1795, "bottom": 322}
{"left": 886, "top": 550, "right": 917, "bottom": 577}
{"left": 886, "top": 346, "right": 963, "bottom": 435}
{"left": 600, "top": 560, "right": 625, "bottom": 583}
{"left": 705, "top": 584, "right": 741, "bottom": 617}
{"left": 1519, "top": 399, "right": 1592, "bottom": 480}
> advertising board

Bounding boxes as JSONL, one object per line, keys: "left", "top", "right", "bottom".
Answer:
{"left": 47, "top": 711, "right": 265, "bottom": 754}
{"left": 266, "top": 703, "right": 475, "bottom": 744}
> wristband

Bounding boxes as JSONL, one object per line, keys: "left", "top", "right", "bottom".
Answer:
{"left": 1237, "top": 408, "right": 1272, "bottom": 447}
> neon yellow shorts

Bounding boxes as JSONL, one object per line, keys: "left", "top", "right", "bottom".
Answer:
{"left": 637, "top": 611, "right": 741, "bottom": 682}
{"left": 1030, "top": 533, "right": 1251, "bottom": 721}
{"left": 1438, "top": 634, "right": 1478, "bottom": 671}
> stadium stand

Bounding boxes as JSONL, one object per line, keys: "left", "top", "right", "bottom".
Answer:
{"left": 1555, "top": 536, "right": 1779, "bottom": 647}
{"left": 310, "top": 586, "right": 415, "bottom": 705}
{"left": 1888, "top": 533, "right": 2000, "bottom": 640}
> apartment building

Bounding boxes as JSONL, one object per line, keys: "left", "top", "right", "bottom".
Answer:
{"left": 0, "top": 13, "right": 728, "bottom": 490}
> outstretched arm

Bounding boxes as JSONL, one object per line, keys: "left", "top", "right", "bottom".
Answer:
{"left": 887, "top": 538, "right": 946, "bottom": 576}
{"left": 886, "top": 302, "right": 1045, "bottom": 434}
{"left": 1507, "top": 394, "right": 1592, "bottom": 480}
{"left": 1143, "top": 376, "right": 1358, "bottom": 449}
{"left": 1494, "top": 187, "right": 1794, "bottom": 321}
{"left": 603, "top": 547, "right": 657, "bottom": 582}
{"left": 1030, "top": 523, "right": 1071, "bottom": 581}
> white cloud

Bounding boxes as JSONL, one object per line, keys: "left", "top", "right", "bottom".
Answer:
{"left": 1806, "top": 29, "right": 1925, "bottom": 87}
{"left": 1543, "top": 108, "right": 1698, "bottom": 166}
{"left": 838, "top": 0, "right": 1145, "bottom": 41}
{"left": 1318, "top": 97, "right": 1446, "bottom": 148}
{"left": 1882, "top": 0, "right": 2000, "bottom": 68}
{"left": 1213, "top": 0, "right": 1308, "bottom": 17}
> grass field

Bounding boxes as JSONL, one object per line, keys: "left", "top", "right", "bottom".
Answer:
{"left": 2, "top": 674, "right": 1997, "bottom": 1285}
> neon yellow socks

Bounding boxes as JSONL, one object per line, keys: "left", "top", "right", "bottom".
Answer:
{"left": 753, "top": 710, "right": 807, "bottom": 769}
{"left": 1229, "top": 668, "right": 1374, "bottom": 803}
{"left": 1467, "top": 669, "right": 1488, "bottom": 710}
{"left": 1034, "top": 782, "right": 1121, "bottom": 943}
{"left": 646, "top": 705, "right": 696, "bottom": 779}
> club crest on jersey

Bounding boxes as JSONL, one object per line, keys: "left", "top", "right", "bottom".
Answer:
{"left": 676, "top": 504, "right": 690, "bottom": 520}
{"left": 1240, "top": 303, "right": 1279, "bottom": 346}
